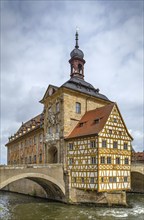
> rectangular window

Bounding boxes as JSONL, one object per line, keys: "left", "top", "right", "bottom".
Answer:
{"left": 81, "top": 177, "right": 84, "bottom": 184}
{"left": 90, "top": 177, "right": 94, "bottom": 184}
{"left": 76, "top": 102, "right": 81, "bottom": 114}
{"left": 90, "top": 141, "right": 96, "bottom": 148}
{"left": 39, "top": 154, "right": 42, "bottom": 163}
{"left": 74, "top": 177, "right": 77, "bottom": 183}
{"left": 109, "top": 129, "right": 112, "bottom": 134}
{"left": 102, "top": 140, "right": 107, "bottom": 148}
{"left": 125, "top": 158, "right": 129, "bottom": 164}
{"left": 116, "top": 157, "right": 120, "bottom": 164}
{"left": 69, "top": 143, "right": 73, "bottom": 150}
{"left": 48, "top": 127, "right": 52, "bottom": 134}
{"left": 29, "top": 138, "right": 32, "bottom": 146}
{"left": 56, "top": 102, "right": 60, "bottom": 113}
{"left": 119, "top": 131, "right": 122, "bottom": 136}
{"left": 114, "top": 118, "right": 117, "bottom": 123}
{"left": 124, "top": 143, "right": 128, "bottom": 150}
{"left": 113, "top": 141, "right": 118, "bottom": 149}
{"left": 109, "top": 177, "right": 113, "bottom": 183}
{"left": 124, "top": 177, "right": 128, "bottom": 182}
{"left": 29, "top": 156, "right": 32, "bottom": 164}
{"left": 69, "top": 158, "right": 74, "bottom": 165}
{"left": 113, "top": 177, "right": 117, "bottom": 182}
{"left": 56, "top": 124, "right": 60, "bottom": 133}
{"left": 101, "top": 156, "right": 105, "bottom": 164}
{"left": 101, "top": 177, "right": 104, "bottom": 183}
{"left": 39, "top": 134, "right": 43, "bottom": 143}
{"left": 107, "top": 157, "right": 111, "bottom": 164}
{"left": 91, "top": 157, "right": 97, "bottom": 164}
{"left": 34, "top": 135, "right": 37, "bottom": 145}
{"left": 34, "top": 155, "right": 37, "bottom": 163}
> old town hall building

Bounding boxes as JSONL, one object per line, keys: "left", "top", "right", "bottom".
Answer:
{"left": 6, "top": 31, "right": 133, "bottom": 203}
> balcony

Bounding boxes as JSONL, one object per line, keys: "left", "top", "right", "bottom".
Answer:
{"left": 45, "top": 133, "right": 60, "bottom": 142}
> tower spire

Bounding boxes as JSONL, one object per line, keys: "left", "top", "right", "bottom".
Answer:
{"left": 69, "top": 29, "right": 85, "bottom": 80}
{"left": 75, "top": 28, "right": 79, "bottom": 49}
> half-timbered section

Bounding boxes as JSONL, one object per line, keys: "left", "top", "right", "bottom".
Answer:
{"left": 66, "top": 103, "right": 133, "bottom": 192}
{"left": 98, "top": 104, "right": 132, "bottom": 192}
{"left": 67, "top": 136, "right": 98, "bottom": 189}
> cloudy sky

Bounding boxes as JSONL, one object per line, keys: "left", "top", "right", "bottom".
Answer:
{"left": 0, "top": 0, "right": 143, "bottom": 164}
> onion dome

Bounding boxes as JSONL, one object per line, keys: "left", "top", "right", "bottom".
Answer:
{"left": 70, "top": 30, "right": 84, "bottom": 59}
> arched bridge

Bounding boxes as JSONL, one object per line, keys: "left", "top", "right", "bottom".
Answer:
{"left": 0, "top": 164, "right": 65, "bottom": 201}
{"left": 131, "top": 163, "right": 144, "bottom": 193}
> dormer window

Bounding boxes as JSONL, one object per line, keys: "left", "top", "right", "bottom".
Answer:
{"left": 79, "top": 122, "right": 84, "bottom": 127}
{"left": 94, "top": 118, "right": 99, "bottom": 124}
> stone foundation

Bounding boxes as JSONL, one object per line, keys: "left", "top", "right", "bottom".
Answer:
{"left": 68, "top": 188, "right": 127, "bottom": 206}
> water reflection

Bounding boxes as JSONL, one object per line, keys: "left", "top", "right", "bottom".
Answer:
{"left": 0, "top": 191, "right": 144, "bottom": 220}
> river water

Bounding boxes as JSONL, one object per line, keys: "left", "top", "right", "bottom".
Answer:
{"left": 0, "top": 191, "right": 144, "bottom": 220}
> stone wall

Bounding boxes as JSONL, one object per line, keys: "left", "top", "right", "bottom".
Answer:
{"left": 69, "top": 188, "right": 127, "bottom": 206}
{"left": 2, "top": 178, "right": 47, "bottom": 198}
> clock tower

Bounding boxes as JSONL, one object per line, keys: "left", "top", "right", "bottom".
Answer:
{"left": 69, "top": 30, "right": 85, "bottom": 80}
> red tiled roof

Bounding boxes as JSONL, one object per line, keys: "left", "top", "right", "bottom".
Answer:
{"left": 66, "top": 103, "right": 115, "bottom": 139}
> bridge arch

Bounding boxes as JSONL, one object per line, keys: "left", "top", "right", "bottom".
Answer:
{"left": 0, "top": 172, "right": 65, "bottom": 201}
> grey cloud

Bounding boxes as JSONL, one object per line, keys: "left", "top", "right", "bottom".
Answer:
{"left": 1, "top": 1, "right": 143, "bottom": 164}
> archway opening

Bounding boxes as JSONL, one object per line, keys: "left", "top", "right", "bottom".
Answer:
{"left": 48, "top": 146, "right": 58, "bottom": 163}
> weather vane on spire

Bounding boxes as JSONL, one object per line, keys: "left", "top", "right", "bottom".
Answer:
{"left": 75, "top": 26, "right": 79, "bottom": 49}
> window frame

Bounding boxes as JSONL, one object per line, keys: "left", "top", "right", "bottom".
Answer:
{"left": 100, "top": 156, "right": 105, "bottom": 164}
{"left": 102, "top": 140, "right": 107, "bottom": 148}
{"left": 107, "top": 156, "right": 111, "bottom": 164}
{"left": 113, "top": 141, "right": 118, "bottom": 149}
{"left": 116, "top": 157, "right": 120, "bottom": 164}
{"left": 69, "top": 143, "right": 74, "bottom": 151}
{"left": 76, "top": 102, "right": 81, "bottom": 114}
